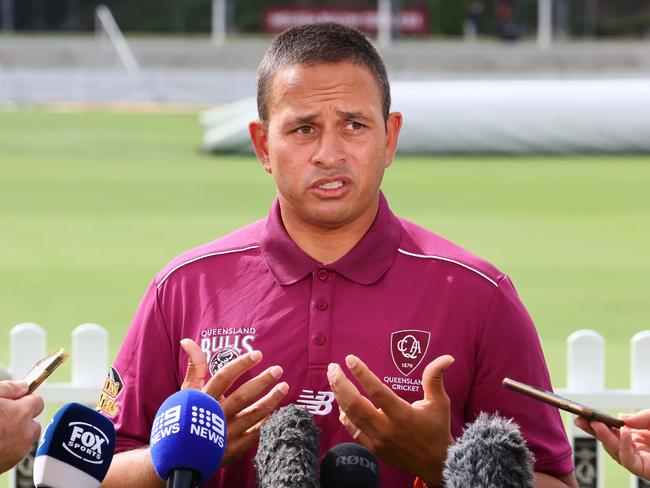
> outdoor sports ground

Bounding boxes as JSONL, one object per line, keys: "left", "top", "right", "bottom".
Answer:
{"left": 1, "top": 108, "right": 649, "bottom": 486}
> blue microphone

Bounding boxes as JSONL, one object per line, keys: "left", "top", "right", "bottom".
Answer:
{"left": 33, "top": 402, "right": 116, "bottom": 488}
{"left": 150, "top": 389, "right": 227, "bottom": 488}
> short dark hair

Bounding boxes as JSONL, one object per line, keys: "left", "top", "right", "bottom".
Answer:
{"left": 256, "top": 22, "right": 391, "bottom": 124}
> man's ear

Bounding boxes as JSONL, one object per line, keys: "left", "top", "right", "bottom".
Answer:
{"left": 249, "top": 120, "right": 272, "bottom": 173}
{"left": 384, "top": 112, "right": 403, "bottom": 169}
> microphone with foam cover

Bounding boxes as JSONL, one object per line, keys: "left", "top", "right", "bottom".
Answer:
{"left": 33, "top": 402, "right": 116, "bottom": 488}
{"left": 320, "top": 442, "right": 380, "bottom": 488}
{"left": 150, "top": 389, "right": 227, "bottom": 488}
{"left": 254, "top": 404, "right": 320, "bottom": 488}
{"left": 443, "top": 412, "right": 535, "bottom": 488}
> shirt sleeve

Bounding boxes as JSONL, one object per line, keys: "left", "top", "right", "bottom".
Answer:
{"left": 101, "top": 280, "right": 178, "bottom": 453}
{"left": 466, "top": 276, "right": 574, "bottom": 477}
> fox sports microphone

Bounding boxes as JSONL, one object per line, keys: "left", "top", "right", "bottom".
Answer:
{"left": 33, "top": 402, "right": 116, "bottom": 488}
{"left": 443, "top": 412, "right": 535, "bottom": 488}
{"left": 150, "top": 389, "right": 226, "bottom": 488}
{"left": 320, "top": 442, "right": 380, "bottom": 488}
{"left": 254, "top": 404, "right": 320, "bottom": 488}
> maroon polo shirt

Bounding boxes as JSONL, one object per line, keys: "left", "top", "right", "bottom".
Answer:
{"left": 102, "top": 192, "right": 573, "bottom": 487}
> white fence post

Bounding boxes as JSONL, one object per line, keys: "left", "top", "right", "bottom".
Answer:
{"left": 10, "top": 323, "right": 46, "bottom": 380}
{"left": 72, "top": 323, "right": 109, "bottom": 389}
{"left": 567, "top": 330, "right": 605, "bottom": 488}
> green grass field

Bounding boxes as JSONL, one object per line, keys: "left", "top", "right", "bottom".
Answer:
{"left": 1, "top": 108, "right": 649, "bottom": 486}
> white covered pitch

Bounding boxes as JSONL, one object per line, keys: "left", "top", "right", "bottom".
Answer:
{"left": 200, "top": 78, "right": 650, "bottom": 154}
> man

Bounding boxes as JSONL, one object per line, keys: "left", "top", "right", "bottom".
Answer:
{"left": 576, "top": 411, "right": 650, "bottom": 480}
{"left": 0, "top": 380, "right": 44, "bottom": 474}
{"left": 101, "top": 23, "right": 577, "bottom": 487}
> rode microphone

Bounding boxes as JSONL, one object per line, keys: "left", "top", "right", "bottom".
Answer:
{"left": 320, "top": 442, "right": 380, "bottom": 488}
{"left": 150, "top": 389, "right": 226, "bottom": 488}
{"left": 254, "top": 404, "right": 320, "bottom": 488}
{"left": 33, "top": 402, "right": 116, "bottom": 488}
{"left": 443, "top": 413, "right": 535, "bottom": 488}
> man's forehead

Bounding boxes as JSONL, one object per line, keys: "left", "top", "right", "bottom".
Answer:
{"left": 268, "top": 61, "right": 382, "bottom": 117}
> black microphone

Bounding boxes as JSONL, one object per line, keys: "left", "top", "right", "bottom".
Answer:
{"left": 254, "top": 404, "right": 320, "bottom": 488}
{"left": 443, "top": 412, "right": 535, "bottom": 488}
{"left": 320, "top": 442, "right": 380, "bottom": 488}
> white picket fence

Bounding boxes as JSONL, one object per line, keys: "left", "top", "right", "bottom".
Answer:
{"left": 5, "top": 323, "right": 650, "bottom": 487}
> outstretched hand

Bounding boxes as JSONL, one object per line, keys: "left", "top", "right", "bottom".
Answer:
{"left": 575, "top": 410, "right": 650, "bottom": 481}
{"left": 180, "top": 339, "right": 288, "bottom": 467}
{"left": 327, "top": 354, "right": 455, "bottom": 487}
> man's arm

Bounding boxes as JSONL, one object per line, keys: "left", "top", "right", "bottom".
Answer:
{"left": 535, "top": 471, "right": 578, "bottom": 488}
{"left": 101, "top": 448, "right": 162, "bottom": 488}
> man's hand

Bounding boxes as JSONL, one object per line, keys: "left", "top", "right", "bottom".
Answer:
{"left": 576, "top": 410, "right": 650, "bottom": 480}
{"left": 180, "top": 339, "right": 288, "bottom": 467}
{"left": 0, "top": 380, "right": 44, "bottom": 474}
{"left": 327, "top": 354, "right": 455, "bottom": 487}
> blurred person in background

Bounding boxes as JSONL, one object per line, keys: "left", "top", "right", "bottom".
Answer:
{"left": 0, "top": 380, "right": 44, "bottom": 474}
{"left": 576, "top": 413, "right": 650, "bottom": 480}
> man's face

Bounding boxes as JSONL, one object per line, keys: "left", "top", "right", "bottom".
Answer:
{"left": 250, "top": 61, "right": 402, "bottom": 231}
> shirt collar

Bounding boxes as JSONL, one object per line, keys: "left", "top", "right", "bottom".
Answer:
{"left": 260, "top": 192, "right": 402, "bottom": 286}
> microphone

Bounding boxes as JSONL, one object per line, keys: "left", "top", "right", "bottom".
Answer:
{"left": 150, "top": 389, "right": 227, "bottom": 488}
{"left": 33, "top": 402, "right": 116, "bottom": 488}
{"left": 443, "top": 412, "right": 535, "bottom": 488}
{"left": 254, "top": 404, "right": 320, "bottom": 488}
{"left": 320, "top": 442, "right": 380, "bottom": 488}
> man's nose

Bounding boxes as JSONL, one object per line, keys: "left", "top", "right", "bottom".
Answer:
{"left": 311, "top": 128, "right": 346, "bottom": 168}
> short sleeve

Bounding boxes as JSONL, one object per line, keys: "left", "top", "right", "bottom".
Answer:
{"left": 467, "top": 276, "right": 574, "bottom": 477}
{"left": 99, "top": 280, "right": 178, "bottom": 453}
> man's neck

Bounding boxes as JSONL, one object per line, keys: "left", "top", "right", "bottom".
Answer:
{"left": 279, "top": 200, "right": 379, "bottom": 265}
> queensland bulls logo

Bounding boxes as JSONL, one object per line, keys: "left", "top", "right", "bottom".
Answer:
{"left": 390, "top": 330, "right": 430, "bottom": 376}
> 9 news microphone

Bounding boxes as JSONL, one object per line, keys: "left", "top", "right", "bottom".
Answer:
{"left": 320, "top": 443, "right": 380, "bottom": 488}
{"left": 150, "top": 389, "right": 227, "bottom": 488}
{"left": 254, "top": 404, "right": 320, "bottom": 488}
{"left": 443, "top": 413, "right": 535, "bottom": 488}
{"left": 33, "top": 402, "right": 116, "bottom": 488}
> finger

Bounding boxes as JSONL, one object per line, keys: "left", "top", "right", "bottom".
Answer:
{"left": 17, "top": 394, "right": 45, "bottom": 418}
{"left": 422, "top": 355, "right": 455, "bottom": 402}
{"left": 621, "top": 410, "right": 650, "bottom": 430}
{"left": 221, "top": 366, "right": 284, "bottom": 419}
{"left": 0, "top": 380, "right": 28, "bottom": 399}
{"left": 327, "top": 362, "right": 384, "bottom": 437}
{"left": 574, "top": 417, "right": 596, "bottom": 436}
{"left": 343, "top": 355, "right": 408, "bottom": 417}
{"left": 591, "top": 421, "right": 622, "bottom": 462}
{"left": 228, "top": 382, "right": 289, "bottom": 435}
{"left": 619, "top": 427, "right": 644, "bottom": 475}
{"left": 180, "top": 339, "right": 208, "bottom": 390}
{"left": 28, "top": 419, "right": 42, "bottom": 444}
{"left": 202, "top": 350, "right": 263, "bottom": 400}
{"left": 338, "top": 410, "right": 373, "bottom": 447}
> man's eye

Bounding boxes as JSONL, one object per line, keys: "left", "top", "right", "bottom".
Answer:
{"left": 348, "top": 121, "right": 364, "bottom": 130}
{"left": 296, "top": 126, "right": 313, "bottom": 135}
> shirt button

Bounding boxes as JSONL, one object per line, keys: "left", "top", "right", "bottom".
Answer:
{"left": 314, "top": 333, "right": 327, "bottom": 345}
{"left": 317, "top": 269, "right": 328, "bottom": 281}
{"left": 316, "top": 299, "right": 328, "bottom": 311}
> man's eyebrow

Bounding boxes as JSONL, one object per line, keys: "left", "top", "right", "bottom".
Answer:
{"left": 336, "top": 110, "right": 372, "bottom": 122}
{"left": 288, "top": 113, "right": 319, "bottom": 126}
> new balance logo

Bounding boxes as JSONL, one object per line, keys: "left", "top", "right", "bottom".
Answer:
{"left": 296, "top": 390, "right": 335, "bottom": 416}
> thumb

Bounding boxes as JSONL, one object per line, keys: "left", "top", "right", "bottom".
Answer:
{"left": 180, "top": 339, "right": 208, "bottom": 390}
{"left": 422, "top": 355, "right": 455, "bottom": 401}
{"left": 620, "top": 409, "right": 650, "bottom": 429}
{"left": 0, "top": 380, "right": 28, "bottom": 399}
